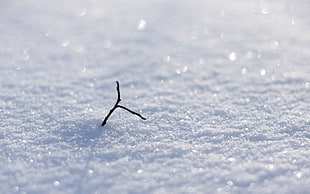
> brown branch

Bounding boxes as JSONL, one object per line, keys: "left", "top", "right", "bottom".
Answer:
{"left": 101, "top": 81, "right": 146, "bottom": 126}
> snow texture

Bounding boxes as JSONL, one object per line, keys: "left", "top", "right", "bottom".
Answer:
{"left": 1, "top": 0, "right": 310, "bottom": 193}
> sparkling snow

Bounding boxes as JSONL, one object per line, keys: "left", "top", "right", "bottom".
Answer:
{"left": 1, "top": 0, "right": 309, "bottom": 193}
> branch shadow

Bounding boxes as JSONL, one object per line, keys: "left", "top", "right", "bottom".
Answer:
{"left": 57, "top": 118, "right": 105, "bottom": 148}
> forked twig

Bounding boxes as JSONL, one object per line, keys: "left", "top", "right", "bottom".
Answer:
{"left": 101, "top": 81, "right": 146, "bottom": 126}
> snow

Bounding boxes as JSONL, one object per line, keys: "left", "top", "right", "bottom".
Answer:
{"left": 1, "top": 0, "right": 309, "bottom": 193}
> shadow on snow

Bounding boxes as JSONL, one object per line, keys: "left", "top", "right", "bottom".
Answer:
{"left": 56, "top": 119, "right": 105, "bottom": 148}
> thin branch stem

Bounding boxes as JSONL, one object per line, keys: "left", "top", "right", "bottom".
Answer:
{"left": 116, "top": 81, "right": 121, "bottom": 103}
{"left": 101, "top": 81, "right": 146, "bottom": 126}
{"left": 101, "top": 106, "right": 117, "bottom": 126}
{"left": 117, "top": 105, "right": 146, "bottom": 120}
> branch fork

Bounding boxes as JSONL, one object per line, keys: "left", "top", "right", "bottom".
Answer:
{"left": 101, "top": 81, "right": 146, "bottom": 126}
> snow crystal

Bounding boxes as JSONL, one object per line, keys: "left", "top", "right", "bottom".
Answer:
{"left": 53, "top": 181, "right": 60, "bottom": 186}
{"left": 61, "top": 39, "right": 70, "bottom": 47}
{"left": 79, "top": 9, "right": 87, "bottom": 17}
{"left": 294, "top": 171, "right": 303, "bottom": 179}
{"left": 229, "top": 52, "right": 237, "bottom": 61}
{"left": 137, "top": 20, "right": 147, "bottom": 31}
{"left": 163, "top": 55, "right": 170, "bottom": 63}
{"left": 260, "top": 68, "right": 267, "bottom": 76}
{"left": 270, "top": 40, "right": 279, "bottom": 49}
{"left": 227, "top": 181, "right": 234, "bottom": 186}
{"left": 88, "top": 169, "right": 94, "bottom": 176}
{"left": 241, "top": 67, "right": 247, "bottom": 75}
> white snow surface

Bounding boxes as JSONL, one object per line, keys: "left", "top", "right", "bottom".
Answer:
{"left": 1, "top": 0, "right": 310, "bottom": 193}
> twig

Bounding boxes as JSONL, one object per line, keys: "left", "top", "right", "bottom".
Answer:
{"left": 101, "top": 81, "right": 146, "bottom": 126}
{"left": 118, "top": 105, "right": 146, "bottom": 120}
